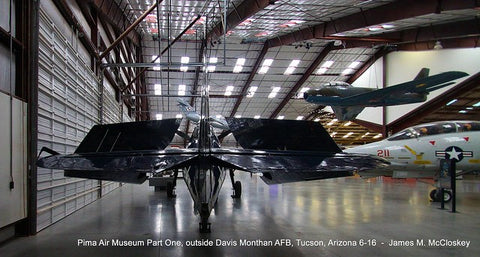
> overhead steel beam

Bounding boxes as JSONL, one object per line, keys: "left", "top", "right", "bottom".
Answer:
{"left": 207, "top": 0, "right": 273, "bottom": 40}
{"left": 266, "top": 0, "right": 479, "bottom": 48}
{"left": 269, "top": 42, "right": 334, "bottom": 119}
{"left": 229, "top": 41, "right": 269, "bottom": 117}
{"left": 122, "top": 15, "right": 202, "bottom": 93}
{"left": 397, "top": 37, "right": 480, "bottom": 51}
{"left": 99, "top": 2, "right": 159, "bottom": 60}
{"left": 87, "top": 0, "right": 140, "bottom": 45}
{"left": 386, "top": 71, "right": 480, "bottom": 134}
{"left": 320, "top": 17, "right": 480, "bottom": 50}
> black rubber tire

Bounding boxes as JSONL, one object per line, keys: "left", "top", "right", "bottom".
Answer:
{"left": 429, "top": 189, "right": 438, "bottom": 201}
{"left": 233, "top": 181, "right": 242, "bottom": 198}
{"left": 443, "top": 190, "right": 452, "bottom": 203}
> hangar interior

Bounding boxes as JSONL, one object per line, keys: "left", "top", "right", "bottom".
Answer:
{"left": 0, "top": 0, "right": 479, "bottom": 256}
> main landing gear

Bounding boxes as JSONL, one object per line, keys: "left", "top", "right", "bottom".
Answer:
{"left": 429, "top": 188, "right": 452, "bottom": 202}
{"left": 229, "top": 169, "right": 242, "bottom": 199}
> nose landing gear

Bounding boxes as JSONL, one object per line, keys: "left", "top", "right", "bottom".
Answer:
{"left": 229, "top": 169, "right": 242, "bottom": 198}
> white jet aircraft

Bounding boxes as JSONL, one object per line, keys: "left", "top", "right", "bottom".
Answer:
{"left": 177, "top": 98, "right": 229, "bottom": 130}
{"left": 345, "top": 121, "right": 480, "bottom": 200}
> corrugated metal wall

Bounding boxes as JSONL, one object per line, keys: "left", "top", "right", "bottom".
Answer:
{"left": 36, "top": 3, "right": 128, "bottom": 231}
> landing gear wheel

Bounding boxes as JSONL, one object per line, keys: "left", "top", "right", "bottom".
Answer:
{"left": 199, "top": 203, "right": 211, "bottom": 233}
{"left": 429, "top": 189, "right": 438, "bottom": 201}
{"left": 430, "top": 189, "right": 452, "bottom": 202}
{"left": 232, "top": 181, "right": 242, "bottom": 199}
{"left": 443, "top": 190, "right": 452, "bottom": 203}
{"left": 166, "top": 182, "right": 176, "bottom": 198}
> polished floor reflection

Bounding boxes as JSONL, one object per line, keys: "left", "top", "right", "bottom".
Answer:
{"left": 2, "top": 173, "right": 480, "bottom": 257}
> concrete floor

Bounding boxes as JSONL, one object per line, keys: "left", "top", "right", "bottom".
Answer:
{"left": 1, "top": 173, "right": 479, "bottom": 257}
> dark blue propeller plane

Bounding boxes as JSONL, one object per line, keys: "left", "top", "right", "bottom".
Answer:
{"left": 37, "top": 85, "right": 389, "bottom": 233}
{"left": 304, "top": 68, "right": 468, "bottom": 121}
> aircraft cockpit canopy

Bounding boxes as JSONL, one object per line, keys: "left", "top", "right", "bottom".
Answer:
{"left": 387, "top": 121, "right": 480, "bottom": 141}
{"left": 322, "top": 81, "right": 351, "bottom": 87}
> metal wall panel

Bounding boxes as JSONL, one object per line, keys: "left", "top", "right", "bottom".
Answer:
{"left": 36, "top": 3, "right": 128, "bottom": 231}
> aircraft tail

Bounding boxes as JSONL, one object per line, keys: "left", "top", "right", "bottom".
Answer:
{"left": 225, "top": 118, "right": 341, "bottom": 152}
{"left": 413, "top": 68, "right": 430, "bottom": 80}
{"left": 331, "top": 106, "right": 365, "bottom": 121}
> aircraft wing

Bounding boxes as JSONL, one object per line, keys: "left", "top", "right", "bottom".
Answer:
{"left": 210, "top": 149, "right": 387, "bottom": 184}
{"left": 219, "top": 118, "right": 389, "bottom": 184}
{"left": 37, "top": 118, "right": 389, "bottom": 185}
{"left": 341, "top": 71, "right": 468, "bottom": 105}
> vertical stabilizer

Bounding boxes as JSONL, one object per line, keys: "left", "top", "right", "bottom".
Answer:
{"left": 414, "top": 68, "right": 430, "bottom": 80}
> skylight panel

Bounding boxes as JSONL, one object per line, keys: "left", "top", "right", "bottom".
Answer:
{"left": 343, "top": 132, "right": 354, "bottom": 138}
{"left": 254, "top": 115, "right": 260, "bottom": 119}
{"left": 233, "top": 58, "right": 246, "bottom": 73}
{"left": 317, "top": 60, "right": 334, "bottom": 74}
{"left": 207, "top": 57, "right": 217, "bottom": 72}
{"left": 225, "top": 85, "right": 234, "bottom": 96}
{"left": 155, "top": 114, "right": 163, "bottom": 120}
{"left": 348, "top": 61, "right": 361, "bottom": 68}
{"left": 152, "top": 55, "right": 160, "bottom": 71}
{"left": 268, "top": 87, "right": 280, "bottom": 98}
{"left": 277, "top": 115, "right": 284, "bottom": 120}
{"left": 341, "top": 68, "right": 355, "bottom": 75}
{"left": 180, "top": 56, "right": 190, "bottom": 72}
{"left": 297, "top": 87, "right": 309, "bottom": 98}
{"left": 258, "top": 58, "right": 273, "bottom": 74}
{"left": 284, "top": 60, "right": 300, "bottom": 75}
{"left": 247, "top": 86, "right": 258, "bottom": 98}
{"left": 154, "top": 84, "right": 162, "bottom": 95}
{"left": 263, "top": 59, "right": 273, "bottom": 66}
{"left": 178, "top": 84, "right": 186, "bottom": 96}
